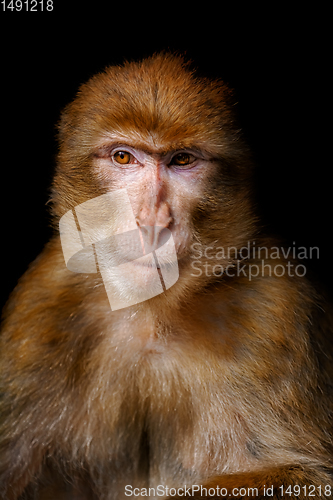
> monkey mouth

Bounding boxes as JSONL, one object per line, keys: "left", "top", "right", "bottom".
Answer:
{"left": 95, "top": 228, "right": 177, "bottom": 268}
{"left": 128, "top": 255, "right": 174, "bottom": 270}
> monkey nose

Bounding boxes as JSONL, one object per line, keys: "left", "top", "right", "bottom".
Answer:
{"left": 136, "top": 225, "right": 171, "bottom": 254}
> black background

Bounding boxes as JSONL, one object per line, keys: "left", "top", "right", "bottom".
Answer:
{"left": 0, "top": 5, "right": 331, "bottom": 310}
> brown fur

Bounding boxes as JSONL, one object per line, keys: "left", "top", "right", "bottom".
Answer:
{"left": 0, "top": 53, "right": 332, "bottom": 499}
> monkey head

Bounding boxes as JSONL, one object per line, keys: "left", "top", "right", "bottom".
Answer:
{"left": 52, "top": 53, "right": 257, "bottom": 302}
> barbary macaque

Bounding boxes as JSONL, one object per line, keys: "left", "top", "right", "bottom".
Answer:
{"left": 0, "top": 53, "right": 332, "bottom": 499}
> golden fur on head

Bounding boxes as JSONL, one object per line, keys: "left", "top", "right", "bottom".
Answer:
{"left": 58, "top": 53, "right": 238, "bottom": 156}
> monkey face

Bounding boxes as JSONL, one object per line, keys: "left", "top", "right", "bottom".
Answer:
{"left": 92, "top": 138, "right": 218, "bottom": 255}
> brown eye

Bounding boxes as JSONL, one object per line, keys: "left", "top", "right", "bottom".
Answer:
{"left": 113, "top": 151, "right": 131, "bottom": 164}
{"left": 171, "top": 153, "right": 195, "bottom": 166}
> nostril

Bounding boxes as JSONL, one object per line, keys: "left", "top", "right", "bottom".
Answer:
{"left": 159, "top": 227, "right": 171, "bottom": 247}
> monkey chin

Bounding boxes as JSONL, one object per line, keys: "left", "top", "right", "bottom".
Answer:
{"left": 95, "top": 252, "right": 173, "bottom": 311}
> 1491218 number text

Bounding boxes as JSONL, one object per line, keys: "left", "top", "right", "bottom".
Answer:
{"left": 279, "top": 485, "right": 332, "bottom": 496}
{"left": 1, "top": 0, "right": 53, "bottom": 10}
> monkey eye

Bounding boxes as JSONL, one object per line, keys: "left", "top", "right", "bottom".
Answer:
{"left": 170, "top": 152, "right": 196, "bottom": 166}
{"left": 113, "top": 151, "right": 133, "bottom": 165}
